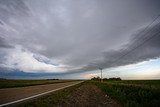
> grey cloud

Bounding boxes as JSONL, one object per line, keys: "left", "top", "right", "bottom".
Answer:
{"left": 0, "top": 0, "right": 160, "bottom": 74}
{"left": 33, "top": 54, "right": 59, "bottom": 66}
{"left": 0, "top": 37, "right": 13, "bottom": 48}
{"left": 77, "top": 22, "right": 160, "bottom": 72}
{"left": 0, "top": 0, "right": 29, "bottom": 20}
{"left": 0, "top": 20, "right": 4, "bottom": 25}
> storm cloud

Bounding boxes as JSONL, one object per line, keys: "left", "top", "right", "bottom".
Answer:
{"left": 79, "top": 23, "right": 160, "bottom": 72}
{"left": 0, "top": 0, "right": 160, "bottom": 74}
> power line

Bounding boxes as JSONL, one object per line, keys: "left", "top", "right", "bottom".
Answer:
{"left": 111, "top": 30, "right": 160, "bottom": 66}
{"left": 129, "top": 18, "right": 160, "bottom": 50}
{"left": 110, "top": 14, "right": 160, "bottom": 66}
{"left": 134, "top": 14, "right": 160, "bottom": 40}
{"left": 120, "top": 14, "right": 160, "bottom": 54}
{"left": 93, "top": 14, "right": 160, "bottom": 77}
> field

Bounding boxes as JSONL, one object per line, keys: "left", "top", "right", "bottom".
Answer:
{"left": 0, "top": 79, "right": 75, "bottom": 89}
{"left": 1, "top": 80, "right": 160, "bottom": 107}
{"left": 92, "top": 80, "right": 160, "bottom": 107}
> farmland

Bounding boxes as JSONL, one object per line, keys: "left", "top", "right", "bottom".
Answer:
{"left": 92, "top": 80, "right": 160, "bottom": 107}
{"left": 0, "top": 80, "right": 160, "bottom": 107}
{"left": 12, "top": 80, "right": 160, "bottom": 107}
{"left": 0, "top": 79, "right": 76, "bottom": 89}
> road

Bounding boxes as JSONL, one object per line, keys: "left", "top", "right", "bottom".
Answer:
{"left": 0, "top": 81, "right": 83, "bottom": 107}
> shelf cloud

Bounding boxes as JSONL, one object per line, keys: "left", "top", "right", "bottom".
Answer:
{"left": 0, "top": 0, "right": 160, "bottom": 76}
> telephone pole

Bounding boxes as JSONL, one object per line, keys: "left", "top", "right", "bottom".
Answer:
{"left": 99, "top": 68, "right": 103, "bottom": 82}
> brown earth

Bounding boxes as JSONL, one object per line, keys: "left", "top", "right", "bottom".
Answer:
{"left": 54, "top": 83, "right": 121, "bottom": 107}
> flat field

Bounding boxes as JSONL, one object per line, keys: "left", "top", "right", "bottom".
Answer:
{"left": 0, "top": 79, "right": 76, "bottom": 89}
{"left": 92, "top": 80, "right": 160, "bottom": 107}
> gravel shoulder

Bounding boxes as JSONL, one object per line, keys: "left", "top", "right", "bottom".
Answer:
{"left": 54, "top": 83, "right": 121, "bottom": 107}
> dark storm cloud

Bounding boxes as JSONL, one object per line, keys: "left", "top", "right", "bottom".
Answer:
{"left": 77, "top": 22, "right": 160, "bottom": 72}
{"left": 0, "top": 0, "right": 160, "bottom": 74}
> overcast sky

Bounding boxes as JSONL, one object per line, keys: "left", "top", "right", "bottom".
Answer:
{"left": 0, "top": 0, "right": 160, "bottom": 79}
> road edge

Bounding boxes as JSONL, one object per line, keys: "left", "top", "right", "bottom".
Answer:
{"left": 0, "top": 81, "right": 83, "bottom": 107}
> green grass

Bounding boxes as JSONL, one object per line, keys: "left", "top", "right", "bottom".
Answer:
{"left": 16, "top": 82, "right": 84, "bottom": 107}
{"left": 0, "top": 79, "right": 75, "bottom": 89}
{"left": 91, "top": 80, "right": 160, "bottom": 107}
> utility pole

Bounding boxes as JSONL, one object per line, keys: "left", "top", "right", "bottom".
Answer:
{"left": 99, "top": 68, "right": 103, "bottom": 82}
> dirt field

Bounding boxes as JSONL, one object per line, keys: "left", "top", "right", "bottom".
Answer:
{"left": 54, "top": 83, "right": 121, "bottom": 107}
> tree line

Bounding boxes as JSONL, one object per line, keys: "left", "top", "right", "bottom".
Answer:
{"left": 91, "top": 76, "right": 121, "bottom": 81}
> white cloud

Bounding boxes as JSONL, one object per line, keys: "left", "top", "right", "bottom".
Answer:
{"left": 2, "top": 46, "right": 66, "bottom": 73}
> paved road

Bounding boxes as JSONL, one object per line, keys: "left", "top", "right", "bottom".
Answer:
{"left": 0, "top": 81, "right": 83, "bottom": 107}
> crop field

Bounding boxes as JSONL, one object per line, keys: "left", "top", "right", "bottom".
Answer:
{"left": 92, "top": 80, "right": 160, "bottom": 107}
{"left": 103, "top": 80, "right": 160, "bottom": 87}
{"left": 0, "top": 79, "right": 75, "bottom": 89}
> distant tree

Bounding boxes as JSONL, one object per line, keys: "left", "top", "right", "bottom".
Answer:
{"left": 103, "top": 78, "right": 108, "bottom": 81}
{"left": 91, "top": 76, "right": 121, "bottom": 81}
{"left": 47, "top": 79, "right": 59, "bottom": 80}
{"left": 108, "top": 77, "right": 121, "bottom": 81}
{"left": 91, "top": 76, "right": 101, "bottom": 81}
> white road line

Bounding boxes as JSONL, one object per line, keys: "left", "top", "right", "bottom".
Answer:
{"left": 0, "top": 81, "right": 83, "bottom": 107}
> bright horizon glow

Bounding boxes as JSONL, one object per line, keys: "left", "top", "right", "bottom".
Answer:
{"left": 81, "top": 58, "right": 160, "bottom": 80}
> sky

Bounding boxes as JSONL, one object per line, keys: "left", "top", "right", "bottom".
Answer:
{"left": 0, "top": 0, "right": 160, "bottom": 80}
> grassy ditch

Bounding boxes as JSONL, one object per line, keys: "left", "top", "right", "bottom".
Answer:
{"left": 91, "top": 80, "right": 160, "bottom": 107}
{"left": 0, "top": 79, "right": 75, "bottom": 89}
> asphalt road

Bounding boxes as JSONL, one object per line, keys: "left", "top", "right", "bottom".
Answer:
{"left": 0, "top": 81, "right": 83, "bottom": 107}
